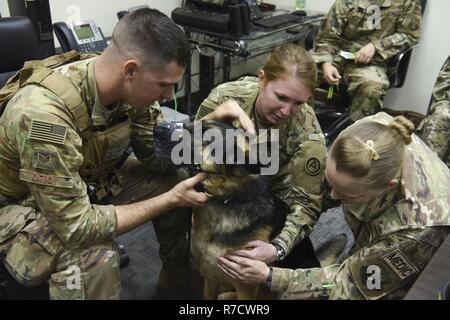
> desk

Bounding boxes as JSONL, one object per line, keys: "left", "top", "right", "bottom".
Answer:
{"left": 178, "top": 13, "right": 324, "bottom": 116}
{"left": 404, "top": 234, "right": 450, "bottom": 300}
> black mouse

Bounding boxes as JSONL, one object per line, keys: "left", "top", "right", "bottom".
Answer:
{"left": 292, "top": 10, "right": 307, "bottom": 16}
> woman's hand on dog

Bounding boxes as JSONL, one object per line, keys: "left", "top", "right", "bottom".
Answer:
{"left": 201, "top": 100, "right": 256, "bottom": 135}
{"left": 217, "top": 255, "right": 270, "bottom": 284}
{"left": 227, "top": 240, "right": 277, "bottom": 264}
{"left": 167, "top": 173, "right": 209, "bottom": 208}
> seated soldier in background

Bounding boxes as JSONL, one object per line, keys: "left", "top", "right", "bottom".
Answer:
{"left": 417, "top": 56, "right": 450, "bottom": 168}
{"left": 312, "top": 0, "right": 422, "bottom": 121}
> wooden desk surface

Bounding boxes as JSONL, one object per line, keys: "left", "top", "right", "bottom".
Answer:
{"left": 404, "top": 234, "right": 450, "bottom": 300}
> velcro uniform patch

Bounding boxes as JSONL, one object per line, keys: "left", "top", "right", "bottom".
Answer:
{"left": 28, "top": 120, "right": 67, "bottom": 145}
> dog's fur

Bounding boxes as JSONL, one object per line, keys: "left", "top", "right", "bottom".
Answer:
{"left": 192, "top": 172, "right": 283, "bottom": 300}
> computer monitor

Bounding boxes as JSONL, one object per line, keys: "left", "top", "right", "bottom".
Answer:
{"left": 189, "top": 0, "right": 228, "bottom": 8}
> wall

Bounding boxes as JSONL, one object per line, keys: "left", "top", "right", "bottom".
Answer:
{"left": 384, "top": 0, "right": 450, "bottom": 114}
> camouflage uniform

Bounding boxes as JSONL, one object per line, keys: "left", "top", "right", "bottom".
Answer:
{"left": 417, "top": 57, "right": 450, "bottom": 168}
{"left": 313, "top": 0, "right": 422, "bottom": 121}
{"left": 0, "top": 57, "right": 188, "bottom": 299}
{"left": 196, "top": 76, "right": 327, "bottom": 256}
{"left": 270, "top": 112, "right": 450, "bottom": 300}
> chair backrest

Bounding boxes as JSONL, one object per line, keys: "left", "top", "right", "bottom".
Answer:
{"left": 420, "top": 0, "right": 427, "bottom": 15}
{"left": 0, "top": 17, "right": 42, "bottom": 87}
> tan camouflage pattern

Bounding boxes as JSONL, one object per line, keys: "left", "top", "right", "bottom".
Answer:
{"left": 417, "top": 57, "right": 450, "bottom": 167}
{"left": 312, "top": 0, "right": 422, "bottom": 121}
{"left": 270, "top": 112, "right": 450, "bottom": 299}
{"left": 196, "top": 76, "right": 327, "bottom": 255}
{"left": 313, "top": 0, "right": 422, "bottom": 64}
{"left": 0, "top": 57, "right": 175, "bottom": 299}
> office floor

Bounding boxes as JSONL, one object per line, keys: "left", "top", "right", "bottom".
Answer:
{"left": 117, "top": 205, "right": 354, "bottom": 300}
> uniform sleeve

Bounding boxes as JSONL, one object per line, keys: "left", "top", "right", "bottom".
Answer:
{"left": 131, "top": 103, "right": 173, "bottom": 173}
{"left": 313, "top": 0, "right": 348, "bottom": 64}
{"left": 11, "top": 86, "right": 117, "bottom": 248}
{"left": 195, "top": 87, "right": 224, "bottom": 120}
{"left": 271, "top": 231, "right": 436, "bottom": 300}
{"left": 372, "top": 0, "right": 422, "bottom": 60}
{"left": 269, "top": 138, "right": 326, "bottom": 255}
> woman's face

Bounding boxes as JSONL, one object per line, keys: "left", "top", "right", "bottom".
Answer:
{"left": 325, "top": 157, "right": 381, "bottom": 204}
{"left": 255, "top": 70, "right": 312, "bottom": 125}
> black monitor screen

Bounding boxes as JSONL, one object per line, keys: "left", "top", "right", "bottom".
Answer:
{"left": 189, "top": 0, "right": 227, "bottom": 7}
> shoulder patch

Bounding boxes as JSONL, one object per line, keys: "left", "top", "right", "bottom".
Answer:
{"left": 305, "top": 157, "right": 321, "bottom": 176}
{"left": 19, "top": 169, "right": 74, "bottom": 188}
{"left": 381, "top": 248, "right": 419, "bottom": 280}
{"left": 32, "top": 150, "right": 57, "bottom": 170}
{"left": 28, "top": 120, "right": 67, "bottom": 145}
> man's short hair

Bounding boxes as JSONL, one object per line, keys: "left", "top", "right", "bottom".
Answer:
{"left": 112, "top": 8, "right": 190, "bottom": 70}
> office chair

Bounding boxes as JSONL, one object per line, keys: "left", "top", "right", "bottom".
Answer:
{"left": 0, "top": 17, "right": 43, "bottom": 87}
{"left": 311, "top": 0, "right": 427, "bottom": 144}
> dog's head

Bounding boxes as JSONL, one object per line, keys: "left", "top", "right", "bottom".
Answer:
{"left": 154, "top": 120, "right": 267, "bottom": 197}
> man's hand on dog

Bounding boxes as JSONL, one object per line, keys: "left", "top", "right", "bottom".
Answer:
{"left": 201, "top": 100, "right": 256, "bottom": 135}
{"left": 218, "top": 254, "right": 270, "bottom": 284}
{"left": 223, "top": 240, "right": 277, "bottom": 264}
{"left": 167, "top": 173, "right": 209, "bottom": 208}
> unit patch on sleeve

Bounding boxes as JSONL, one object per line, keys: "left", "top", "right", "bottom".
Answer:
{"left": 28, "top": 120, "right": 67, "bottom": 145}
{"left": 305, "top": 157, "right": 321, "bottom": 176}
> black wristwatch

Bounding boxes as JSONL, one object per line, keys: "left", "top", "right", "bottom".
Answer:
{"left": 272, "top": 243, "right": 286, "bottom": 263}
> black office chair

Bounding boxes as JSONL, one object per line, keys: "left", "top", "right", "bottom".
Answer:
{"left": 0, "top": 17, "right": 43, "bottom": 87}
{"left": 310, "top": 0, "right": 427, "bottom": 144}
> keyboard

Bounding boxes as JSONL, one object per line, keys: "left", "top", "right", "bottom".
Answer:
{"left": 253, "top": 13, "right": 305, "bottom": 29}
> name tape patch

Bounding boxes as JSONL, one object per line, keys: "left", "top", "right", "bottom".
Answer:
{"left": 19, "top": 169, "right": 74, "bottom": 188}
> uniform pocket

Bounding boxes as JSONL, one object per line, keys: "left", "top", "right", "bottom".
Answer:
{"left": 0, "top": 205, "right": 35, "bottom": 244}
{"left": 3, "top": 216, "right": 63, "bottom": 286}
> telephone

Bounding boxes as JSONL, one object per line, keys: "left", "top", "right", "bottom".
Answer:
{"left": 53, "top": 20, "right": 108, "bottom": 53}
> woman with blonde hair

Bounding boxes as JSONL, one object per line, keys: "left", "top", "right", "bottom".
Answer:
{"left": 218, "top": 112, "right": 450, "bottom": 299}
{"left": 195, "top": 43, "right": 326, "bottom": 272}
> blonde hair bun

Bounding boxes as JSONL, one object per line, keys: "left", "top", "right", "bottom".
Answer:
{"left": 388, "top": 116, "right": 414, "bottom": 145}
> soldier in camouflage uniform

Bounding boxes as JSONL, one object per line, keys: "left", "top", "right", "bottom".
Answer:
{"left": 218, "top": 112, "right": 449, "bottom": 299}
{"left": 0, "top": 9, "right": 208, "bottom": 299}
{"left": 417, "top": 56, "right": 450, "bottom": 168}
{"left": 195, "top": 44, "right": 327, "bottom": 268}
{"left": 312, "top": 0, "right": 422, "bottom": 121}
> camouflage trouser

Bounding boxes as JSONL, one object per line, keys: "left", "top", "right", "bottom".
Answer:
{"left": 0, "top": 205, "right": 121, "bottom": 299}
{"left": 104, "top": 157, "right": 192, "bottom": 296}
{"left": 417, "top": 101, "right": 450, "bottom": 168}
{"left": 0, "top": 157, "right": 191, "bottom": 299}
{"left": 334, "top": 61, "right": 390, "bottom": 122}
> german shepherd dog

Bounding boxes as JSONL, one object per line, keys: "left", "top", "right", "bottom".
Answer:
{"left": 191, "top": 173, "right": 280, "bottom": 299}
{"left": 190, "top": 122, "right": 284, "bottom": 300}
{"left": 154, "top": 119, "right": 283, "bottom": 300}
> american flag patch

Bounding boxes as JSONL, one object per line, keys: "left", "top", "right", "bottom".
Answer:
{"left": 28, "top": 120, "right": 67, "bottom": 145}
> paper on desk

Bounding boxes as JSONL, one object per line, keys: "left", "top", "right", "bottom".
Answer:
{"left": 338, "top": 50, "right": 355, "bottom": 60}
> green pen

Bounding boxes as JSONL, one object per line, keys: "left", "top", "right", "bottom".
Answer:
{"left": 173, "top": 88, "right": 177, "bottom": 111}
{"left": 327, "top": 85, "right": 334, "bottom": 99}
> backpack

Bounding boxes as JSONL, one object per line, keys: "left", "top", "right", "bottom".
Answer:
{"left": 0, "top": 50, "right": 99, "bottom": 138}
